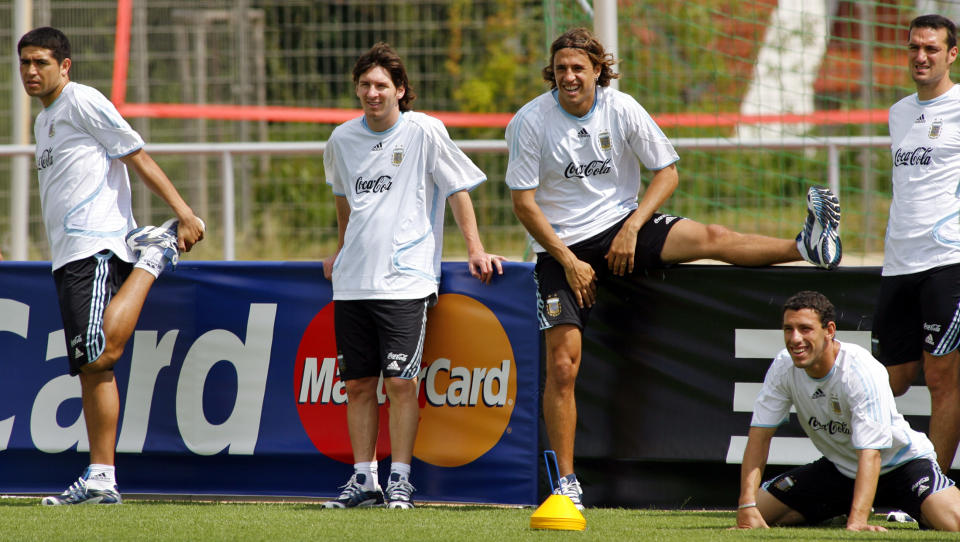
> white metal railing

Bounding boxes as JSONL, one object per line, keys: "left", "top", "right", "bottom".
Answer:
{"left": 1, "top": 135, "right": 892, "bottom": 261}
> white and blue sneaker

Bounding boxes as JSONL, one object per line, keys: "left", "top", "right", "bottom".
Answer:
{"left": 796, "top": 186, "right": 842, "bottom": 270}
{"left": 556, "top": 473, "right": 584, "bottom": 510}
{"left": 886, "top": 510, "right": 916, "bottom": 523}
{"left": 40, "top": 477, "right": 122, "bottom": 506}
{"left": 322, "top": 473, "right": 384, "bottom": 509}
{"left": 126, "top": 218, "right": 181, "bottom": 276}
{"left": 385, "top": 472, "right": 415, "bottom": 509}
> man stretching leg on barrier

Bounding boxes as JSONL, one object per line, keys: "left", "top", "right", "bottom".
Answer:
{"left": 505, "top": 27, "right": 842, "bottom": 509}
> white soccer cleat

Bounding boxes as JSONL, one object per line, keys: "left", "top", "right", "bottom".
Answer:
{"left": 384, "top": 472, "right": 416, "bottom": 509}
{"left": 126, "top": 218, "right": 180, "bottom": 268}
{"left": 885, "top": 510, "right": 916, "bottom": 523}
{"left": 41, "top": 477, "right": 122, "bottom": 506}
{"left": 796, "top": 186, "right": 841, "bottom": 270}
{"left": 321, "top": 473, "right": 384, "bottom": 509}
{"left": 556, "top": 474, "right": 584, "bottom": 510}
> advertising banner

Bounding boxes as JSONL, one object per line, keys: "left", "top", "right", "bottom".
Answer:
{"left": 0, "top": 261, "right": 540, "bottom": 505}
{"left": 575, "top": 265, "right": 890, "bottom": 506}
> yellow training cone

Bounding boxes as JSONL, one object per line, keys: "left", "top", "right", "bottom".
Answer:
{"left": 530, "top": 493, "right": 586, "bottom": 531}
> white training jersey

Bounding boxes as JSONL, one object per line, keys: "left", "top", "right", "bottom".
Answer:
{"left": 504, "top": 86, "right": 679, "bottom": 253}
{"left": 324, "top": 112, "right": 485, "bottom": 300}
{"left": 34, "top": 82, "right": 142, "bottom": 270}
{"left": 751, "top": 340, "right": 935, "bottom": 478}
{"left": 885, "top": 84, "right": 960, "bottom": 276}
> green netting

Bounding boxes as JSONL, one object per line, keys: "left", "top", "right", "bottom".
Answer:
{"left": 0, "top": 1, "right": 941, "bottom": 261}
{"left": 539, "top": 0, "right": 926, "bottom": 259}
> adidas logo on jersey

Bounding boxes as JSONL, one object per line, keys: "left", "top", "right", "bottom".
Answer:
{"left": 926, "top": 333, "right": 936, "bottom": 346}
{"left": 811, "top": 388, "right": 825, "bottom": 399}
{"left": 915, "top": 113, "right": 926, "bottom": 124}
{"left": 386, "top": 360, "right": 401, "bottom": 371}
{"left": 577, "top": 128, "right": 590, "bottom": 138}
{"left": 372, "top": 141, "right": 384, "bottom": 151}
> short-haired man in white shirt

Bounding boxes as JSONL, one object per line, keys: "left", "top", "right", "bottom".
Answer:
{"left": 505, "top": 27, "right": 842, "bottom": 509}
{"left": 876, "top": 14, "right": 960, "bottom": 477}
{"left": 18, "top": 27, "right": 205, "bottom": 505}
{"left": 321, "top": 42, "right": 503, "bottom": 509}
{"left": 735, "top": 290, "right": 960, "bottom": 531}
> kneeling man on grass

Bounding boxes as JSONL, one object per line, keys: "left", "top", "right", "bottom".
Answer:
{"left": 735, "top": 290, "right": 960, "bottom": 531}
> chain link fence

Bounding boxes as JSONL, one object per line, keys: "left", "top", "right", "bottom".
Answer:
{"left": 0, "top": 1, "right": 935, "bottom": 262}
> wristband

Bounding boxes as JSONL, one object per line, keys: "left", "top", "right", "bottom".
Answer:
{"left": 738, "top": 502, "right": 757, "bottom": 510}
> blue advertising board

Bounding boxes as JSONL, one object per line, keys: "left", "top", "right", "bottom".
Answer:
{"left": 0, "top": 261, "right": 540, "bottom": 505}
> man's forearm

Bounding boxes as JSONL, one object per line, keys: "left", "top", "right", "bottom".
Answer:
{"left": 848, "top": 449, "right": 881, "bottom": 526}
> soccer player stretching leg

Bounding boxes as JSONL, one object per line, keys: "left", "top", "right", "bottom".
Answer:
{"left": 505, "top": 27, "right": 842, "bottom": 509}
{"left": 735, "top": 291, "right": 960, "bottom": 532}
{"left": 19, "top": 27, "right": 205, "bottom": 505}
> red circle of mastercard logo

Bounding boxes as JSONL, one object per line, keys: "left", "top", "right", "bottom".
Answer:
{"left": 293, "top": 294, "right": 516, "bottom": 467}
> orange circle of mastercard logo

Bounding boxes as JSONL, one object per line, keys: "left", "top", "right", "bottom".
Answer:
{"left": 293, "top": 294, "right": 516, "bottom": 467}
{"left": 415, "top": 293, "right": 517, "bottom": 467}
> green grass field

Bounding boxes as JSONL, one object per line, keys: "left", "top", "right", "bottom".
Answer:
{"left": 0, "top": 499, "right": 944, "bottom": 541}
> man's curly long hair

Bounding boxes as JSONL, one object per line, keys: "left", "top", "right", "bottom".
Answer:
{"left": 542, "top": 27, "right": 619, "bottom": 88}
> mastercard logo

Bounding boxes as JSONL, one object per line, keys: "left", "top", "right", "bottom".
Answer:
{"left": 294, "top": 293, "right": 517, "bottom": 467}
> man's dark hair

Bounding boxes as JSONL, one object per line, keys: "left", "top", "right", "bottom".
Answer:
{"left": 18, "top": 27, "right": 71, "bottom": 63}
{"left": 352, "top": 42, "right": 416, "bottom": 112}
{"left": 542, "top": 27, "right": 620, "bottom": 88}
{"left": 783, "top": 290, "right": 835, "bottom": 328}
{"left": 910, "top": 14, "right": 957, "bottom": 50}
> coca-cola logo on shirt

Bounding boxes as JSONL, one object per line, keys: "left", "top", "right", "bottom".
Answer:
{"left": 355, "top": 175, "right": 393, "bottom": 194}
{"left": 563, "top": 158, "right": 612, "bottom": 179}
{"left": 37, "top": 147, "right": 54, "bottom": 170}
{"left": 893, "top": 146, "right": 933, "bottom": 167}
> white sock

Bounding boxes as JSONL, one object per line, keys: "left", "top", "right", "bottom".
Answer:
{"left": 390, "top": 462, "right": 411, "bottom": 480}
{"left": 134, "top": 245, "right": 167, "bottom": 279}
{"left": 133, "top": 247, "right": 167, "bottom": 278}
{"left": 354, "top": 461, "right": 378, "bottom": 489}
{"left": 84, "top": 464, "right": 116, "bottom": 489}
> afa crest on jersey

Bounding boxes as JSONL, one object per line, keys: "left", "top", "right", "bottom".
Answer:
{"left": 598, "top": 130, "right": 611, "bottom": 151}
{"left": 830, "top": 393, "right": 842, "bottom": 416}
{"left": 47, "top": 121, "right": 55, "bottom": 138}
{"left": 929, "top": 118, "right": 943, "bottom": 139}
{"left": 391, "top": 145, "right": 405, "bottom": 166}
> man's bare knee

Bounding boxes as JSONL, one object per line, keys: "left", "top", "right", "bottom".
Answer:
{"left": 345, "top": 377, "right": 379, "bottom": 399}
{"left": 80, "top": 354, "right": 119, "bottom": 374}
{"left": 889, "top": 380, "right": 911, "bottom": 397}
{"left": 704, "top": 223, "right": 734, "bottom": 243}
{"left": 546, "top": 353, "right": 579, "bottom": 389}
{"left": 384, "top": 376, "right": 418, "bottom": 398}
{"left": 78, "top": 338, "right": 129, "bottom": 373}
{"left": 923, "top": 355, "right": 960, "bottom": 396}
{"left": 888, "top": 370, "right": 912, "bottom": 396}
{"left": 887, "top": 362, "right": 921, "bottom": 397}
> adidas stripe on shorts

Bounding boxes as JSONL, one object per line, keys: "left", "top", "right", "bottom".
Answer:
{"left": 53, "top": 250, "right": 133, "bottom": 375}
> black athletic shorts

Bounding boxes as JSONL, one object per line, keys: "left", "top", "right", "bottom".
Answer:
{"left": 762, "top": 456, "right": 954, "bottom": 525}
{"left": 872, "top": 263, "right": 960, "bottom": 366}
{"left": 534, "top": 211, "right": 684, "bottom": 330}
{"left": 52, "top": 250, "right": 133, "bottom": 376}
{"left": 334, "top": 295, "right": 436, "bottom": 381}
